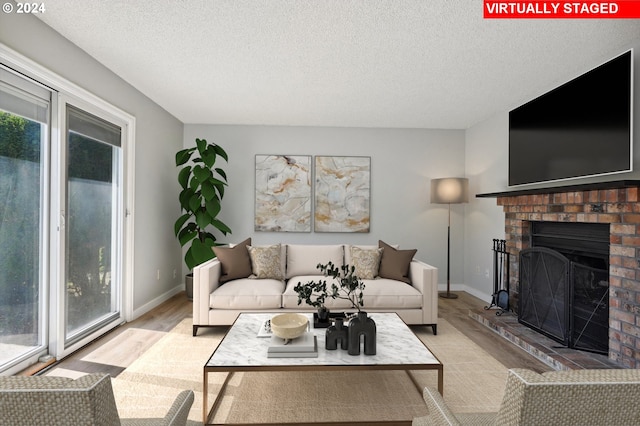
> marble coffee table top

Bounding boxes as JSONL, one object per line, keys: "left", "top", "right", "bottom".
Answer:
{"left": 205, "top": 312, "right": 440, "bottom": 369}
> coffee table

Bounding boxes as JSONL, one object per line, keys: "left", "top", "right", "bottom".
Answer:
{"left": 203, "top": 312, "right": 442, "bottom": 425}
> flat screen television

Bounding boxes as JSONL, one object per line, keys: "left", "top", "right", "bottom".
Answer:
{"left": 509, "top": 50, "right": 633, "bottom": 186}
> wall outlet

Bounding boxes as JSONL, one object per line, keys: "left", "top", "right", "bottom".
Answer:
{"left": 173, "top": 269, "right": 177, "bottom": 279}
{"left": 156, "top": 269, "right": 160, "bottom": 280}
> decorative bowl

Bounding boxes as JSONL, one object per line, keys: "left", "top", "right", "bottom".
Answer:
{"left": 270, "top": 313, "right": 309, "bottom": 340}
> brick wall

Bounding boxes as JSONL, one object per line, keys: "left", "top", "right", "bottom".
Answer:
{"left": 496, "top": 187, "right": 640, "bottom": 368}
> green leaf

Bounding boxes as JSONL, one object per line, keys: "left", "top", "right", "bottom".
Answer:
{"left": 192, "top": 165, "right": 212, "bottom": 185}
{"left": 177, "top": 166, "right": 191, "bottom": 190}
{"left": 212, "top": 144, "right": 228, "bottom": 162}
{"left": 188, "top": 193, "right": 202, "bottom": 213}
{"left": 195, "top": 209, "right": 212, "bottom": 229}
{"left": 201, "top": 148, "right": 217, "bottom": 169}
{"left": 179, "top": 188, "right": 195, "bottom": 210}
{"left": 205, "top": 198, "right": 221, "bottom": 218}
{"left": 178, "top": 227, "right": 197, "bottom": 247}
{"left": 174, "top": 213, "right": 190, "bottom": 236}
{"left": 196, "top": 138, "right": 207, "bottom": 155}
{"left": 189, "top": 238, "right": 216, "bottom": 267}
{"left": 185, "top": 248, "right": 197, "bottom": 270}
{"left": 211, "top": 218, "right": 232, "bottom": 235}
{"left": 175, "top": 148, "right": 194, "bottom": 166}
{"left": 201, "top": 180, "right": 216, "bottom": 201}
{"left": 215, "top": 168, "right": 228, "bottom": 182}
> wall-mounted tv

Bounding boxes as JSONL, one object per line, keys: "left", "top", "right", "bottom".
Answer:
{"left": 509, "top": 50, "right": 633, "bottom": 186}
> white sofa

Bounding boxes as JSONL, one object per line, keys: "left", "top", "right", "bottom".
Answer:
{"left": 192, "top": 241, "right": 438, "bottom": 336}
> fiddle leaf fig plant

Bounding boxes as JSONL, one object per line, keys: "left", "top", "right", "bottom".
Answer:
{"left": 174, "top": 138, "right": 232, "bottom": 270}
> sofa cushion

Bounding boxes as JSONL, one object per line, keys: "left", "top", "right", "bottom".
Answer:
{"left": 360, "top": 279, "right": 423, "bottom": 309}
{"left": 210, "top": 278, "right": 285, "bottom": 309}
{"left": 285, "top": 244, "right": 344, "bottom": 279}
{"left": 349, "top": 246, "right": 383, "bottom": 279}
{"left": 247, "top": 244, "right": 284, "bottom": 279}
{"left": 378, "top": 240, "right": 416, "bottom": 284}
{"left": 213, "top": 238, "right": 252, "bottom": 283}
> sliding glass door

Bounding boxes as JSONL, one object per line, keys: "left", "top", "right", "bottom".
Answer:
{"left": 0, "top": 68, "right": 50, "bottom": 373}
{"left": 0, "top": 63, "right": 128, "bottom": 373}
{"left": 63, "top": 105, "right": 122, "bottom": 346}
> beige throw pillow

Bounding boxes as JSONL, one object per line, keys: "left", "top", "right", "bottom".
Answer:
{"left": 350, "top": 246, "right": 383, "bottom": 279}
{"left": 378, "top": 240, "right": 417, "bottom": 284}
{"left": 247, "top": 244, "right": 284, "bottom": 280}
{"left": 212, "top": 238, "right": 252, "bottom": 283}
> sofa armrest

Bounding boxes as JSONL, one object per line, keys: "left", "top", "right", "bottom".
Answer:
{"left": 409, "top": 260, "right": 438, "bottom": 325}
{"left": 192, "top": 259, "right": 221, "bottom": 328}
{"left": 412, "top": 386, "right": 461, "bottom": 426}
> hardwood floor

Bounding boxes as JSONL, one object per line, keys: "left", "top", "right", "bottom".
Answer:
{"left": 41, "top": 291, "right": 549, "bottom": 376}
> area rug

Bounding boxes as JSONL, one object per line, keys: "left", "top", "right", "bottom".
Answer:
{"left": 110, "top": 318, "right": 508, "bottom": 424}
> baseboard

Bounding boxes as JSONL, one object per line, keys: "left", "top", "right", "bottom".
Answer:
{"left": 437, "top": 283, "right": 492, "bottom": 305}
{"left": 462, "top": 286, "right": 492, "bottom": 305}
{"left": 132, "top": 284, "right": 185, "bottom": 320}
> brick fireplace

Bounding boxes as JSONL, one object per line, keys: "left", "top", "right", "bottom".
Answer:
{"left": 479, "top": 181, "right": 640, "bottom": 368}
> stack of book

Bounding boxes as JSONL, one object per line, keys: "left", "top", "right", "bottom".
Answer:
{"left": 267, "top": 331, "right": 318, "bottom": 358}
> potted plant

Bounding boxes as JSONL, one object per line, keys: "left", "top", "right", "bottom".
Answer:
{"left": 293, "top": 277, "right": 330, "bottom": 322}
{"left": 174, "top": 138, "right": 232, "bottom": 299}
{"left": 294, "top": 261, "right": 366, "bottom": 323}
{"left": 321, "top": 262, "right": 365, "bottom": 312}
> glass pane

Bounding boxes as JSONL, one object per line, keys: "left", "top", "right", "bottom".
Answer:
{"left": 0, "top": 111, "right": 44, "bottom": 369}
{"left": 65, "top": 108, "right": 121, "bottom": 340}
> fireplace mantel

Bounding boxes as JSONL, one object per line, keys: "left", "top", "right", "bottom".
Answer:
{"left": 477, "top": 180, "right": 640, "bottom": 198}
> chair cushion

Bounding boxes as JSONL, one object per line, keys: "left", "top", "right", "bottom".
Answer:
{"left": 210, "top": 278, "right": 284, "bottom": 309}
{"left": 285, "top": 244, "right": 344, "bottom": 279}
{"left": 213, "top": 238, "right": 252, "bottom": 283}
{"left": 247, "top": 244, "right": 284, "bottom": 279}
{"left": 378, "top": 240, "right": 416, "bottom": 283}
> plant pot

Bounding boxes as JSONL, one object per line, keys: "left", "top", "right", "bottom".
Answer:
{"left": 185, "top": 273, "right": 193, "bottom": 300}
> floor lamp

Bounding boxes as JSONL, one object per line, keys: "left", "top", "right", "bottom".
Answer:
{"left": 430, "top": 177, "right": 469, "bottom": 299}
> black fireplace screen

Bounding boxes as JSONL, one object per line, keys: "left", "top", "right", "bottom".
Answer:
{"left": 519, "top": 247, "right": 609, "bottom": 354}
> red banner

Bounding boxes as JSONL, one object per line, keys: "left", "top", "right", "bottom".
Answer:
{"left": 484, "top": 1, "right": 640, "bottom": 18}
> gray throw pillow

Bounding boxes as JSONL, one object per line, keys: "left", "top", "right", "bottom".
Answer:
{"left": 378, "top": 240, "right": 417, "bottom": 284}
{"left": 213, "top": 238, "right": 252, "bottom": 283}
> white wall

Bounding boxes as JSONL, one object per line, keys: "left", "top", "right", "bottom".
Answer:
{"left": 0, "top": 12, "right": 185, "bottom": 315}
{"left": 184, "top": 125, "right": 466, "bottom": 288}
{"left": 464, "top": 39, "right": 640, "bottom": 303}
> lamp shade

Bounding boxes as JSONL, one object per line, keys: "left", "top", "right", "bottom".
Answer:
{"left": 430, "top": 177, "right": 469, "bottom": 204}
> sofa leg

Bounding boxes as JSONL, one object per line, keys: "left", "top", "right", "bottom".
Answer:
{"left": 431, "top": 324, "right": 437, "bottom": 335}
{"left": 193, "top": 325, "right": 198, "bottom": 336}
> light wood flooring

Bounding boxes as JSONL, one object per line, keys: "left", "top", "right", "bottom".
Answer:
{"left": 41, "top": 291, "right": 549, "bottom": 376}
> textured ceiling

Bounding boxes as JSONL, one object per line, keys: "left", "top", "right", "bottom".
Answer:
{"left": 36, "top": 1, "right": 640, "bottom": 129}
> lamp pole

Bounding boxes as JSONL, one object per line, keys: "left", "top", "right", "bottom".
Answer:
{"left": 440, "top": 202, "right": 457, "bottom": 299}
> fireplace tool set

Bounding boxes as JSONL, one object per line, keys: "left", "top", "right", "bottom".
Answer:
{"left": 485, "top": 239, "right": 510, "bottom": 315}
